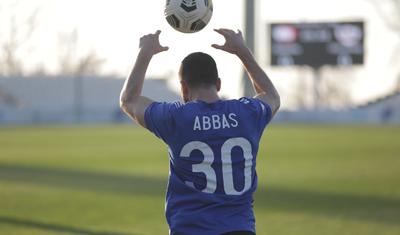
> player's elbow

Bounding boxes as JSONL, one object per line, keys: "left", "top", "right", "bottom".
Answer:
{"left": 275, "top": 94, "right": 281, "bottom": 110}
{"left": 119, "top": 94, "right": 135, "bottom": 114}
{"left": 270, "top": 93, "right": 281, "bottom": 114}
{"left": 260, "top": 92, "right": 280, "bottom": 115}
{"left": 120, "top": 99, "right": 138, "bottom": 123}
{"left": 119, "top": 100, "right": 128, "bottom": 113}
{"left": 119, "top": 95, "right": 128, "bottom": 111}
{"left": 119, "top": 102, "right": 129, "bottom": 118}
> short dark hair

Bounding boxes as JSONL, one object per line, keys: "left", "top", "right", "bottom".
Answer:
{"left": 179, "top": 52, "right": 219, "bottom": 88}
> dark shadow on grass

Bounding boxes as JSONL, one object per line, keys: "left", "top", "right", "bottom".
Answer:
{"left": 0, "top": 216, "right": 135, "bottom": 235}
{"left": 1, "top": 164, "right": 399, "bottom": 225}
{"left": 0, "top": 164, "right": 166, "bottom": 196}
{"left": 255, "top": 187, "right": 400, "bottom": 225}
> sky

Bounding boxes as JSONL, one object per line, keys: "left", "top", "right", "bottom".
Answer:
{"left": 0, "top": 0, "right": 245, "bottom": 98}
{"left": 1, "top": 0, "right": 399, "bottom": 109}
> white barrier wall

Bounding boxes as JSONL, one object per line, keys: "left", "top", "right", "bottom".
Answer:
{"left": 0, "top": 76, "right": 181, "bottom": 124}
{"left": 274, "top": 91, "right": 400, "bottom": 124}
{"left": 1, "top": 76, "right": 399, "bottom": 124}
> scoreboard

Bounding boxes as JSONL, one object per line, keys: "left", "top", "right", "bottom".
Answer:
{"left": 269, "top": 21, "right": 364, "bottom": 67}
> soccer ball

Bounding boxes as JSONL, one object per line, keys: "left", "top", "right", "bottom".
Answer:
{"left": 165, "top": 0, "right": 213, "bottom": 33}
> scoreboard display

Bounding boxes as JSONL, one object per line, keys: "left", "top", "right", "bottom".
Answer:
{"left": 269, "top": 21, "right": 364, "bottom": 67}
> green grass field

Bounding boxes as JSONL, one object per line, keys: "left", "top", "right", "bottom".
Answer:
{"left": 0, "top": 125, "right": 399, "bottom": 235}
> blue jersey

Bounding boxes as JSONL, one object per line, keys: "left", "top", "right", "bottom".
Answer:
{"left": 144, "top": 98, "right": 272, "bottom": 235}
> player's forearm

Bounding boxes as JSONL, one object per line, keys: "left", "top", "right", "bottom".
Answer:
{"left": 237, "top": 48, "right": 280, "bottom": 114}
{"left": 120, "top": 50, "right": 152, "bottom": 107}
{"left": 238, "top": 48, "right": 279, "bottom": 98}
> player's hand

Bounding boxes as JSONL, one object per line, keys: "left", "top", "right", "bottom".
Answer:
{"left": 139, "top": 30, "right": 169, "bottom": 56}
{"left": 212, "top": 28, "right": 247, "bottom": 55}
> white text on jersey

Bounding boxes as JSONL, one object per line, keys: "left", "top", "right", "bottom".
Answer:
{"left": 193, "top": 113, "right": 239, "bottom": 131}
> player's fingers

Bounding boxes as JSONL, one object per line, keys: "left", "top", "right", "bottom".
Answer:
{"left": 220, "top": 28, "right": 236, "bottom": 35}
{"left": 160, "top": 46, "right": 169, "bottom": 52}
{"left": 139, "top": 38, "right": 144, "bottom": 48}
{"left": 211, "top": 44, "right": 224, "bottom": 50}
{"left": 214, "top": 28, "right": 222, "bottom": 34}
{"left": 155, "top": 30, "right": 162, "bottom": 36}
{"left": 237, "top": 29, "right": 243, "bottom": 36}
{"left": 214, "top": 29, "right": 228, "bottom": 37}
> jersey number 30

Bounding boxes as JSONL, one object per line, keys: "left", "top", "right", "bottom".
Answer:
{"left": 180, "top": 137, "right": 253, "bottom": 196}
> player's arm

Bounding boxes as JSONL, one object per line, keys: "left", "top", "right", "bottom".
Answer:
{"left": 212, "top": 28, "right": 280, "bottom": 116}
{"left": 119, "top": 30, "right": 169, "bottom": 127}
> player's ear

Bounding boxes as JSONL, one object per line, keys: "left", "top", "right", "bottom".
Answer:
{"left": 180, "top": 80, "right": 190, "bottom": 102}
{"left": 180, "top": 80, "right": 188, "bottom": 91}
{"left": 216, "top": 78, "right": 221, "bottom": 92}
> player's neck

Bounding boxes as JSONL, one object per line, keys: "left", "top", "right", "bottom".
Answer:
{"left": 189, "top": 87, "right": 220, "bottom": 103}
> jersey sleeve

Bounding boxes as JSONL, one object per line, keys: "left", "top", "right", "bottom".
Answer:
{"left": 144, "top": 102, "right": 177, "bottom": 143}
{"left": 239, "top": 97, "right": 273, "bottom": 130}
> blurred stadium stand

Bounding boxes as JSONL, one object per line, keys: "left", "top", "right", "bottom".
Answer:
{"left": 0, "top": 76, "right": 181, "bottom": 124}
{"left": 1, "top": 76, "right": 399, "bottom": 125}
{"left": 275, "top": 89, "right": 400, "bottom": 124}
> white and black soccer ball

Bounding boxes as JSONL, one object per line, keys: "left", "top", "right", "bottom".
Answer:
{"left": 165, "top": 0, "right": 213, "bottom": 33}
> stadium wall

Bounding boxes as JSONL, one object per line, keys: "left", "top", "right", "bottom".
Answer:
{"left": 275, "top": 90, "right": 400, "bottom": 124}
{"left": 1, "top": 76, "right": 399, "bottom": 125}
{"left": 0, "top": 76, "right": 181, "bottom": 124}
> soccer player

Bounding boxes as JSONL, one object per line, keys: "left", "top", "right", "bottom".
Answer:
{"left": 120, "top": 28, "right": 280, "bottom": 235}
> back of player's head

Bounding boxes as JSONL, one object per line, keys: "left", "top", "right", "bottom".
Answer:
{"left": 179, "top": 52, "right": 219, "bottom": 89}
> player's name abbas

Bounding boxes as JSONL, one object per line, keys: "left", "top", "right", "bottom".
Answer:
{"left": 193, "top": 113, "right": 239, "bottom": 131}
